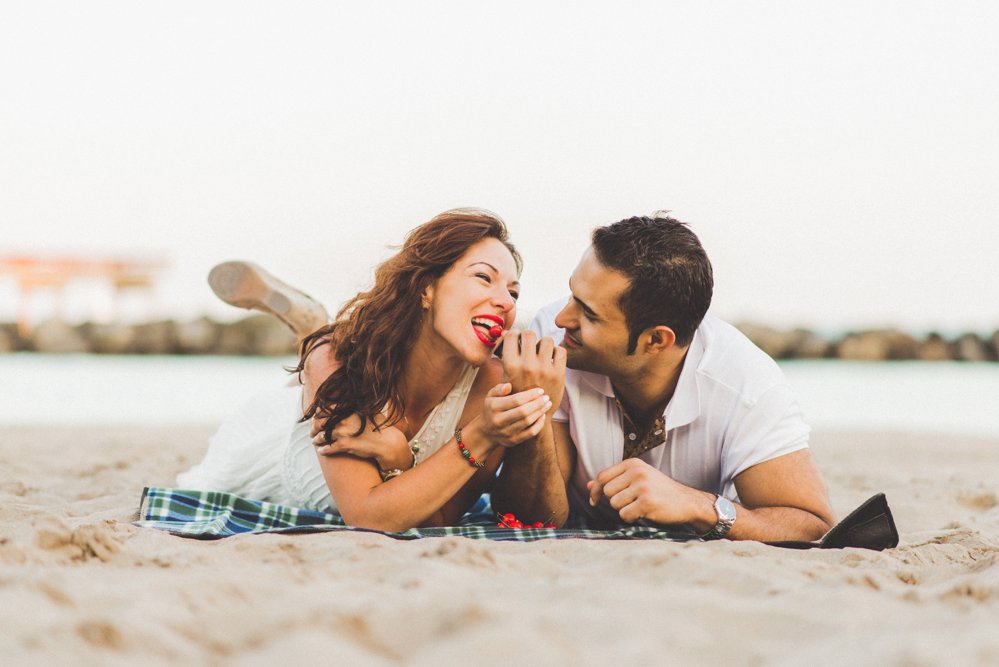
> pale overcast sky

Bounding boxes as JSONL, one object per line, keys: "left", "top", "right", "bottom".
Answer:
{"left": 2, "top": 1, "right": 997, "bottom": 333}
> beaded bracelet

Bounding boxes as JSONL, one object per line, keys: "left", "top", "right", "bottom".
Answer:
{"left": 454, "top": 428, "right": 485, "bottom": 468}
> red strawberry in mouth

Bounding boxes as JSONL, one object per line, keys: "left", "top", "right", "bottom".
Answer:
{"left": 471, "top": 314, "right": 505, "bottom": 347}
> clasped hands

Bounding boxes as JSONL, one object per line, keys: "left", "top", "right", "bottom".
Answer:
{"left": 477, "top": 330, "right": 567, "bottom": 447}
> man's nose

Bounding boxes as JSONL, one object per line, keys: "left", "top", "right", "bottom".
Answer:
{"left": 554, "top": 302, "right": 575, "bottom": 329}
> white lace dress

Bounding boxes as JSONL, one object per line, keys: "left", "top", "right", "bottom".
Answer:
{"left": 177, "top": 364, "right": 480, "bottom": 513}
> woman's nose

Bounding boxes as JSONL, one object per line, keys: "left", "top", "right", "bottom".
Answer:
{"left": 492, "top": 289, "right": 515, "bottom": 313}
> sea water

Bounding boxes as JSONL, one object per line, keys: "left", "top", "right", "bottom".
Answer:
{"left": 1, "top": 354, "right": 998, "bottom": 437}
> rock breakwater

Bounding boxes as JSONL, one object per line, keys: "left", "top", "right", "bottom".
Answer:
{"left": 2, "top": 318, "right": 998, "bottom": 361}
{"left": 1, "top": 316, "right": 298, "bottom": 356}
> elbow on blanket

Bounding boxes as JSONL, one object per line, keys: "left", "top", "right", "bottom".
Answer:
{"left": 339, "top": 508, "right": 414, "bottom": 534}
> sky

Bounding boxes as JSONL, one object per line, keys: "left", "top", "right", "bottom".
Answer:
{"left": 2, "top": 1, "right": 998, "bottom": 334}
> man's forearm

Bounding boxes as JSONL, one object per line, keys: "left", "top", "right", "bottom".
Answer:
{"left": 727, "top": 505, "right": 834, "bottom": 542}
{"left": 684, "top": 489, "right": 834, "bottom": 542}
{"left": 492, "top": 423, "right": 570, "bottom": 526}
{"left": 591, "top": 458, "right": 836, "bottom": 542}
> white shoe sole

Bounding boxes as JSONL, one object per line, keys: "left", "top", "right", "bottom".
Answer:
{"left": 208, "top": 261, "right": 329, "bottom": 337}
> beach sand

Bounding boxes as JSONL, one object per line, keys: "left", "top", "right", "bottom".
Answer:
{"left": 1, "top": 426, "right": 996, "bottom": 666}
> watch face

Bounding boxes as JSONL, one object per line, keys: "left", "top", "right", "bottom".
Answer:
{"left": 716, "top": 496, "right": 737, "bottom": 522}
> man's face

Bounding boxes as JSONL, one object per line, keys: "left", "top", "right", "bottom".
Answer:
{"left": 554, "top": 247, "right": 634, "bottom": 376}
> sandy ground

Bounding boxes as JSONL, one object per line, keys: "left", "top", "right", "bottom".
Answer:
{"left": 1, "top": 426, "right": 997, "bottom": 666}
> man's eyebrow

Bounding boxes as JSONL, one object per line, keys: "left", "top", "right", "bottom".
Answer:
{"left": 568, "top": 278, "right": 599, "bottom": 318}
{"left": 470, "top": 261, "right": 520, "bottom": 287}
{"left": 574, "top": 296, "right": 598, "bottom": 318}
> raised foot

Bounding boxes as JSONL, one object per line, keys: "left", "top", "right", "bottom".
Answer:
{"left": 208, "top": 261, "right": 330, "bottom": 337}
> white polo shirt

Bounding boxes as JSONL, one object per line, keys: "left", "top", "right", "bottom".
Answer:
{"left": 530, "top": 298, "right": 810, "bottom": 522}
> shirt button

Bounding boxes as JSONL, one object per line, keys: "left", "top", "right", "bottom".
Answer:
{"left": 628, "top": 433, "right": 637, "bottom": 441}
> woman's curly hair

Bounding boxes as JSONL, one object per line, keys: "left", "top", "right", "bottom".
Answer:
{"left": 297, "top": 209, "right": 521, "bottom": 439}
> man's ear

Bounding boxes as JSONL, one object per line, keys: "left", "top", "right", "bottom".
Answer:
{"left": 645, "top": 325, "right": 676, "bottom": 353}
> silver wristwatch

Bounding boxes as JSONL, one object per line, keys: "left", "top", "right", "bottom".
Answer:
{"left": 701, "top": 494, "right": 737, "bottom": 540}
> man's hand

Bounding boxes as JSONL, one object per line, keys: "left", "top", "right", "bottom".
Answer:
{"left": 501, "top": 330, "right": 566, "bottom": 414}
{"left": 311, "top": 413, "right": 414, "bottom": 471}
{"left": 587, "top": 458, "right": 715, "bottom": 529}
{"left": 588, "top": 451, "right": 838, "bottom": 541}
{"left": 478, "top": 383, "right": 552, "bottom": 448}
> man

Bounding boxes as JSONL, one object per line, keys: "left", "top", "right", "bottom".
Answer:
{"left": 492, "top": 214, "right": 836, "bottom": 541}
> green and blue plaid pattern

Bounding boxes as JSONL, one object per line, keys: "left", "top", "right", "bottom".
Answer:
{"left": 136, "top": 487, "right": 700, "bottom": 542}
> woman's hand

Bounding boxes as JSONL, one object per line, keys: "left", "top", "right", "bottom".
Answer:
{"left": 311, "top": 413, "right": 413, "bottom": 471}
{"left": 478, "top": 383, "right": 552, "bottom": 448}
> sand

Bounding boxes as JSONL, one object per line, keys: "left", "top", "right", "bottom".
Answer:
{"left": 1, "top": 426, "right": 996, "bottom": 666}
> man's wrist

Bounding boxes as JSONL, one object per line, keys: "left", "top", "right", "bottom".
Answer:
{"left": 686, "top": 490, "right": 722, "bottom": 534}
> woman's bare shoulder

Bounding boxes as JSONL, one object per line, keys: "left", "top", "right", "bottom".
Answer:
{"left": 302, "top": 338, "right": 341, "bottom": 396}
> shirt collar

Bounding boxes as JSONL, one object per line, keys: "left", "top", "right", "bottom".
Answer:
{"left": 578, "top": 369, "right": 615, "bottom": 397}
{"left": 663, "top": 326, "right": 704, "bottom": 430}
{"left": 583, "top": 325, "right": 705, "bottom": 428}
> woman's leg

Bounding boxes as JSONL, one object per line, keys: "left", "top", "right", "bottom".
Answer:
{"left": 208, "top": 261, "right": 330, "bottom": 338}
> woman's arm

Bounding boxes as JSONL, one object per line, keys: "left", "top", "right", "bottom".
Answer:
{"left": 303, "top": 351, "right": 549, "bottom": 531}
{"left": 317, "top": 402, "right": 539, "bottom": 532}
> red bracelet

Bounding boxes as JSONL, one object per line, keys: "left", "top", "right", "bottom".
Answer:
{"left": 454, "top": 428, "right": 485, "bottom": 468}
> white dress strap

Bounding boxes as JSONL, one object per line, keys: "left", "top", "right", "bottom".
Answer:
{"left": 409, "top": 364, "right": 480, "bottom": 464}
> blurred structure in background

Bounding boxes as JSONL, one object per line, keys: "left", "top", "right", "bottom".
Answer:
{"left": 0, "top": 255, "right": 165, "bottom": 335}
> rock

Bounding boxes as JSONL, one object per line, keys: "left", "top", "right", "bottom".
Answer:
{"left": 836, "top": 329, "right": 919, "bottom": 361}
{"left": 128, "top": 320, "right": 177, "bottom": 354}
{"left": 174, "top": 317, "right": 222, "bottom": 354}
{"left": 0, "top": 323, "right": 21, "bottom": 352}
{"left": 30, "top": 319, "right": 91, "bottom": 353}
{"left": 916, "top": 333, "right": 954, "bottom": 361}
{"left": 954, "top": 333, "right": 991, "bottom": 362}
{"left": 81, "top": 322, "right": 137, "bottom": 355}
{"left": 786, "top": 328, "right": 833, "bottom": 359}
{"left": 214, "top": 319, "right": 256, "bottom": 355}
{"left": 215, "top": 315, "right": 296, "bottom": 356}
{"left": 735, "top": 323, "right": 799, "bottom": 359}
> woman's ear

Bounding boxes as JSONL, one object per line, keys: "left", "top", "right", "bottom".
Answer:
{"left": 421, "top": 284, "right": 434, "bottom": 309}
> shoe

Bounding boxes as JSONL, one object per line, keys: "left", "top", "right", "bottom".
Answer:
{"left": 208, "top": 261, "right": 330, "bottom": 337}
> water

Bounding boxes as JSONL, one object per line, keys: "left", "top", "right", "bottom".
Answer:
{"left": 2, "top": 355, "right": 998, "bottom": 438}
{"left": 0, "top": 354, "right": 298, "bottom": 426}
{"left": 781, "top": 360, "right": 999, "bottom": 438}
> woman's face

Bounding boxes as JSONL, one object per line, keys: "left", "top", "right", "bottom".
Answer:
{"left": 422, "top": 237, "right": 520, "bottom": 366}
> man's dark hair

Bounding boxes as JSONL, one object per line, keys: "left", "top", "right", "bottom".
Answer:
{"left": 591, "top": 214, "right": 713, "bottom": 353}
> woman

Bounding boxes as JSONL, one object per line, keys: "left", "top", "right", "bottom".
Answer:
{"left": 178, "top": 209, "right": 553, "bottom": 532}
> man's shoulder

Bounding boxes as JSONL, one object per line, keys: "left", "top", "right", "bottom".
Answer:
{"left": 528, "top": 297, "right": 569, "bottom": 338}
{"left": 693, "top": 315, "right": 789, "bottom": 400}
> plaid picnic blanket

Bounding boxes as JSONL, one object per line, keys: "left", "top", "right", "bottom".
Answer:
{"left": 136, "top": 487, "right": 700, "bottom": 542}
